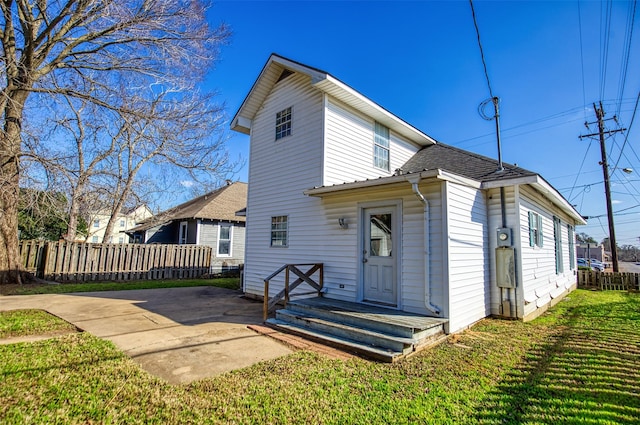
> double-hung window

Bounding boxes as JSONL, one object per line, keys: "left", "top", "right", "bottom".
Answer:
{"left": 554, "top": 216, "right": 563, "bottom": 273}
{"left": 374, "top": 122, "right": 390, "bottom": 171}
{"left": 528, "top": 211, "right": 543, "bottom": 247}
{"left": 270, "top": 216, "right": 288, "bottom": 247}
{"left": 568, "top": 224, "right": 575, "bottom": 270}
{"left": 275, "top": 107, "right": 292, "bottom": 140}
{"left": 218, "top": 223, "right": 232, "bottom": 257}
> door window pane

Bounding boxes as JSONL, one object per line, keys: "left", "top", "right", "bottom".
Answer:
{"left": 370, "top": 213, "right": 392, "bottom": 256}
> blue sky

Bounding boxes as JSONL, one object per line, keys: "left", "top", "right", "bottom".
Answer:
{"left": 202, "top": 0, "right": 639, "bottom": 247}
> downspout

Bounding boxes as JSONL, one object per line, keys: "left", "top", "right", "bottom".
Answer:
{"left": 406, "top": 175, "right": 441, "bottom": 316}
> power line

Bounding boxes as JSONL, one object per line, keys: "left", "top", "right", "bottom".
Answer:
{"left": 577, "top": 0, "right": 587, "bottom": 120}
{"left": 600, "top": 0, "right": 614, "bottom": 100}
{"left": 568, "top": 139, "right": 594, "bottom": 200}
{"left": 453, "top": 107, "right": 585, "bottom": 147}
{"left": 612, "top": 91, "right": 640, "bottom": 171}
{"left": 615, "top": 0, "right": 637, "bottom": 118}
{"left": 469, "top": 0, "right": 494, "bottom": 99}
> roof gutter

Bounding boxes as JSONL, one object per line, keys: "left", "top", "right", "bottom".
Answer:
{"left": 305, "top": 169, "right": 443, "bottom": 196}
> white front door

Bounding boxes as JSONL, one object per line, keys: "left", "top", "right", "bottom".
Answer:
{"left": 362, "top": 206, "right": 397, "bottom": 306}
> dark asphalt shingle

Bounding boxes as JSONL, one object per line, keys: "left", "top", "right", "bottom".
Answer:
{"left": 401, "top": 143, "right": 537, "bottom": 183}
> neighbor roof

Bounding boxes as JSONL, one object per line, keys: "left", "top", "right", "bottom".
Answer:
{"left": 130, "top": 182, "right": 247, "bottom": 232}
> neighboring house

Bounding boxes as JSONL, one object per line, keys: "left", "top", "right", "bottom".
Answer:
{"left": 231, "top": 54, "right": 586, "bottom": 335}
{"left": 84, "top": 205, "right": 153, "bottom": 244}
{"left": 128, "top": 181, "right": 247, "bottom": 273}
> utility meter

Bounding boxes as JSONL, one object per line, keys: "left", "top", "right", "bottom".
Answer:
{"left": 497, "top": 228, "right": 512, "bottom": 247}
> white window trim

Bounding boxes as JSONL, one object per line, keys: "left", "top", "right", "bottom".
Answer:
{"left": 373, "top": 121, "right": 390, "bottom": 171}
{"left": 275, "top": 106, "right": 292, "bottom": 140}
{"left": 179, "top": 221, "right": 188, "bottom": 245}
{"left": 270, "top": 215, "right": 289, "bottom": 248}
{"left": 217, "top": 223, "right": 233, "bottom": 257}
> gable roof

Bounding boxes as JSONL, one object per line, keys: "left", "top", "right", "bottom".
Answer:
{"left": 231, "top": 53, "right": 437, "bottom": 146}
{"left": 130, "top": 182, "right": 247, "bottom": 232}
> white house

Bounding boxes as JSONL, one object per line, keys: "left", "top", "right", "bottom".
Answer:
{"left": 84, "top": 205, "right": 153, "bottom": 244}
{"left": 231, "top": 54, "right": 585, "bottom": 338}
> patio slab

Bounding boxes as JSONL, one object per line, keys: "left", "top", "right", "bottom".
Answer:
{"left": 0, "top": 286, "right": 293, "bottom": 384}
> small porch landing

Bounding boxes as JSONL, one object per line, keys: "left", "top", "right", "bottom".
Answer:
{"left": 266, "top": 297, "right": 448, "bottom": 362}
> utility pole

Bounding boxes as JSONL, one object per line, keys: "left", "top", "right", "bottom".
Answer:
{"left": 580, "top": 102, "right": 626, "bottom": 272}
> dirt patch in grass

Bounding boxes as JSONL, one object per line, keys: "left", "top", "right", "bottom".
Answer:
{"left": 0, "top": 282, "right": 52, "bottom": 296}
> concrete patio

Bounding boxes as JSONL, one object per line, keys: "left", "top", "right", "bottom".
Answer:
{"left": 0, "top": 286, "right": 293, "bottom": 384}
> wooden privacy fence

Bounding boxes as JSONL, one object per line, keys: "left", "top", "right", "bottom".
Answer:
{"left": 577, "top": 270, "right": 640, "bottom": 291}
{"left": 19, "top": 240, "right": 212, "bottom": 282}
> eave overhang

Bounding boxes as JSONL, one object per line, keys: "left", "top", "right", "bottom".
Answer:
{"left": 304, "top": 170, "right": 444, "bottom": 196}
{"left": 483, "top": 175, "right": 586, "bottom": 225}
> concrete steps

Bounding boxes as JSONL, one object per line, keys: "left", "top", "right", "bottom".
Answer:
{"left": 266, "top": 297, "right": 448, "bottom": 362}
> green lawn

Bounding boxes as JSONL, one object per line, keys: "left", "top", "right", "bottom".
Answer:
{"left": 0, "top": 309, "right": 77, "bottom": 339}
{"left": 1, "top": 290, "right": 638, "bottom": 424}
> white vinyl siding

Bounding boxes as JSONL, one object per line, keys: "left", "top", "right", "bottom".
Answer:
{"left": 445, "top": 182, "right": 490, "bottom": 332}
{"left": 243, "top": 72, "right": 324, "bottom": 295}
{"left": 323, "top": 98, "right": 419, "bottom": 186}
{"left": 199, "top": 221, "right": 246, "bottom": 271}
{"left": 518, "top": 186, "right": 576, "bottom": 319}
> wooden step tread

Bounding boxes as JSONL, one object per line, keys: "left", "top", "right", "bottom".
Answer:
{"left": 266, "top": 318, "right": 403, "bottom": 362}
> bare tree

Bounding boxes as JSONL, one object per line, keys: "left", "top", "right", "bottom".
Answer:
{"left": 100, "top": 87, "right": 234, "bottom": 242}
{"left": 0, "top": 0, "right": 230, "bottom": 283}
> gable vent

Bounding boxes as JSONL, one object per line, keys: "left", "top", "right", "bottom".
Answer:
{"left": 276, "top": 69, "right": 294, "bottom": 83}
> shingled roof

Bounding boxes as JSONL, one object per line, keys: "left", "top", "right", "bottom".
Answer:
{"left": 401, "top": 143, "right": 536, "bottom": 183}
{"left": 130, "top": 181, "right": 247, "bottom": 232}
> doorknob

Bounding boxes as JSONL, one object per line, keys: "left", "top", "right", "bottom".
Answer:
{"left": 363, "top": 258, "right": 368, "bottom": 263}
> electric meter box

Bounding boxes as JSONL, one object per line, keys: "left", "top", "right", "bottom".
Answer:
{"left": 496, "top": 227, "right": 512, "bottom": 247}
{"left": 496, "top": 247, "right": 517, "bottom": 288}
